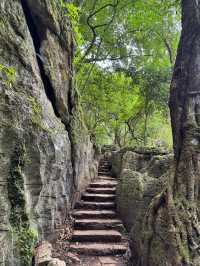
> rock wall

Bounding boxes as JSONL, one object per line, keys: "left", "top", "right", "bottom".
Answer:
{"left": 0, "top": 1, "right": 98, "bottom": 265}
{"left": 112, "top": 149, "right": 173, "bottom": 265}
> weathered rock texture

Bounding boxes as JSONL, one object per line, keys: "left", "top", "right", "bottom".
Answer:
{"left": 112, "top": 149, "right": 173, "bottom": 265}
{"left": 0, "top": 1, "right": 97, "bottom": 265}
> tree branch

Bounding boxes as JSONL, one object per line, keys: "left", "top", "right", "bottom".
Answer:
{"left": 78, "top": 0, "right": 119, "bottom": 69}
{"left": 162, "top": 37, "right": 173, "bottom": 66}
{"left": 84, "top": 53, "right": 152, "bottom": 63}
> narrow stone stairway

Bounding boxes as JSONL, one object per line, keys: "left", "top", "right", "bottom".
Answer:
{"left": 69, "top": 158, "right": 130, "bottom": 266}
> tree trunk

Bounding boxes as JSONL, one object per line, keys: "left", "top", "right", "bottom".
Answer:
{"left": 169, "top": 0, "right": 200, "bottom": 201}
{"left": 114, "top": 126, "right": 121, "bottom": 147}
{"left": 140, "top": 1, "right": 200, "bottom": 265}
{"left": 143, "top": 110, "right": 148, "bottom": 146}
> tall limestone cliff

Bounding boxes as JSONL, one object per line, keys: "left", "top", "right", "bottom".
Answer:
{"left": 0, "top": 1, "right": 98, "bottom": 264}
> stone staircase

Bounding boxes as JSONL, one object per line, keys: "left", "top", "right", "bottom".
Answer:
{"left": 69, "top": 158, "right": 129, "bottom": 265}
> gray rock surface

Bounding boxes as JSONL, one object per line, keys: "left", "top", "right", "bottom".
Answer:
{"left": 35, "top": 241, "right": 52, "bottom": 266}
{"left": 114, "top": 149, "right": 173, "bottom": 264}
{"left": 48, "top": 259, "right": 66, "bottom": 266}
{"left": 110, "top": 150, "right": 124, "bottom": 177}
{"left": 0, "top": 1, "right": 98, "bottom": 264}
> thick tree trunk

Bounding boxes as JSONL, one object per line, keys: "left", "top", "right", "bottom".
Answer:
{"left": 169, "top": 0, "right": 200, "bottom": 201}
{"left": 140, "top": 1, "right": 200, "bottom": 265}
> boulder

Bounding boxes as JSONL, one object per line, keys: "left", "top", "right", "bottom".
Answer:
{"left": 35, "top": 241, "right": 52, "bottom": 265}
{"left": 117, "top": 168, "right": 166, "bottom": 231}
{"left": 115, "top": 150, "right": 172, "bottom": 264}
{"left": 116, "top": 169, "right": 144, "bottom": 231}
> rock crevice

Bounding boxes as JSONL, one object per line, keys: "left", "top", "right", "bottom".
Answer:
{"left": 21, "top": 0, "right": 60, "bottom": 119}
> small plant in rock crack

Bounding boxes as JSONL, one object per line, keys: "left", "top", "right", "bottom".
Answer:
{"left": 28, "top": 96, "right": 51, "bottom": 132}
{"left": 0, "top": 64, "right": 16, "bottom": 87}
{"left": 11, "top": 226, "right": 38, "bottom": 266}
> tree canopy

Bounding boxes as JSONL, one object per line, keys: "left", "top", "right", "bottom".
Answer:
{"left": 68, "top": 0, "right": 181, "bottom": 148}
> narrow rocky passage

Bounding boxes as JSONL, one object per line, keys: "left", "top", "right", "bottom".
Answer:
{"left": 69, "top": 158, "right": 130, "bottom": 266}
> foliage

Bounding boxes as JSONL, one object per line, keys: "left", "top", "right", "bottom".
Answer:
{"left": 61, "top": 1, "right": 83, "bottom": 47}
{"left": 73, "top": 0, "right": 181, "bottom": 148}
{"left": 79, "top": 64, "right": 173, "bottom": 147}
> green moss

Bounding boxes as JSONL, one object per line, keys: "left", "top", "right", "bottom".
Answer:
{"left": 0, "top": 18, "right": 6, "bottom": 28}
{"left": 8, "top": 141, "right": 28, "bottom": 226}
{"left": 28, "top": 96, "right": 42, "bottom": 125}
{"left": 8, "top": 141, "right": 38, "bottom": 265}
{"left": 28, "top": 96, "right": 51, "bottom": 133}
{"left": 174, "top": 195, "right": 196, "bottom": 211}
{"left": 11, "top": 227, "right": 38, "bottom": 266}
{"left": 0, "top": 64, "right": 16, "bottom": 87}
{"left": 0, "top": 120, "right": 13, "bottom": 128}
{"left": 69, "top": 107, "right": 88, "bottom": 145}
{"left": 179, "top": 244, "right": 190, "bottom": 262}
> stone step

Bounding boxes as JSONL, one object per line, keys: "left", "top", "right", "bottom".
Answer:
{"left": 90, "top": 181, "right": 117, "bottom": 188}
{"left": 73, "top": 210, "right": 117, "bottom": 219}
{"left": 75, "top": 201, "right": 115, "bottom": 210}
{"left": 98, "top": 175, "right": 115, "bottom": 179}
{"left": 86, "top": 187, "right": 116, "bottom": 194}
{"left": 99, "top": 160, "right": 110, "bottom": 164}
{"left": 69, "top": 159, "right": 130, "bottom": 260}
{"left": 82, "top": 193, "right": 115, "bottom": 202}
{"left": 74, "top": 218, "right": 122, "bottom": 230}
{"left": 99, "top": 167, "right": 110, "bottom": 170}
{"left": 98, "top": 169, "right": 110, "bottom": 172}
{"left": 98, "top": 176, "right": 116, "bottom": 181}
{"left": 70, "top": 243, "right": 127, "bottom": 255}
{"left": 71, "top": 230, "right": 122, "bottom": 243}
{"left": 99, "top": 166, "right": 110, "bottom": 169}
{"left": 98, "top": 171, "right": 111, "bottom": 175}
